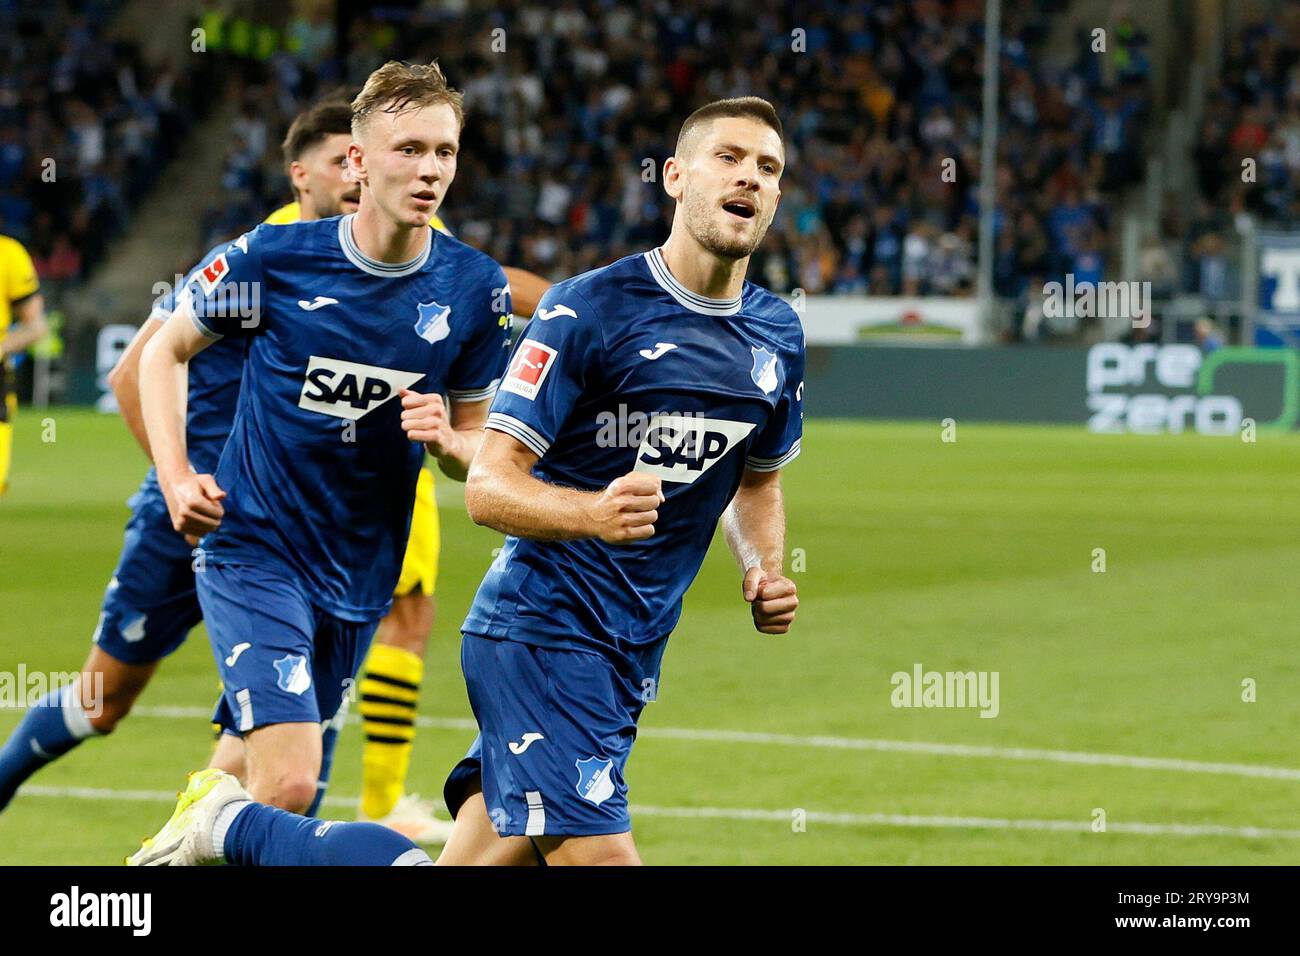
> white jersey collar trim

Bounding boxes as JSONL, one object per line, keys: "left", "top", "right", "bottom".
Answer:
{"left": 644, "top": 246, "right": 743, "bottom": 316}
{"left": 338, "top": 214, "right": 431, "bottom": 278}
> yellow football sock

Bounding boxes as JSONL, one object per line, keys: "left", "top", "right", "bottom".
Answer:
{"left": 359, "top": 643, "right": 424, "bottom": 820}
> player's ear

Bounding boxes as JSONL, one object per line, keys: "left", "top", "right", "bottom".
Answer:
{"left": 662, "top": 156, "right": 683, "bottom": 200}
{"left": 346, "top": 141, "right": 367, "bottom": 185}
{"left": 288, "top": 160, "right": 310, "bottom": 195}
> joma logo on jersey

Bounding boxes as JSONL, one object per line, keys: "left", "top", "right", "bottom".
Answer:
{"left": 297, "top": 356, "right": 423, "bottom": 421}
{"left": 633, "top": 415, "right": 755, "bottom": 484}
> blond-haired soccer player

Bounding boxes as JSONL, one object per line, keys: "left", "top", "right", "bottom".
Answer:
{"left": 129, "top": 59, "right": 513, "bottom": 866}
{"left": 263, "top": 101, "right": 551, "bottom": 843}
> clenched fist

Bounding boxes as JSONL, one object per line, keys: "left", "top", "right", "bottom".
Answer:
{"left": 161, "top": 472, "right": 226, "bottom": 538}
{"left": 586, "top": 472, "right": 664, "bottom": 544}
{"left": 743, "top": 567, "right": 798, "bottom": 634}
{"left": 400, "top": 389, "right": 458, "bottom": 458}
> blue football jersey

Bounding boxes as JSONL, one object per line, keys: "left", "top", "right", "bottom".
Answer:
{"left": 462, "top": 246, "right": 804, "bottom": 673}
{"left": 179, "top": 215, "right": 511, "bottom": 621}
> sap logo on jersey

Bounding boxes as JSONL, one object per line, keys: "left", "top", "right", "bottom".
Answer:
{"left": 499, "top": 340, "right": 558, "bottom": 401}
{"left": 633, "top": 414, "right": 755, "bottom": 483}
{"left": 298, "top": 355, "right": 423, "bottom": 421}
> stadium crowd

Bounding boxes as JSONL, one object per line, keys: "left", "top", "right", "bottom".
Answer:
{"left": 0, "top": 0, "right": 201, "bottom": 291}
{"left": 195, "top": 0, "right": 1150, "bottom": 303}
{"left": 0, "top": 0, "right": 1159, "bottom": 314}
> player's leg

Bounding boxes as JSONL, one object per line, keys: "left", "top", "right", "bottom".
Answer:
{"left": 207, "top": 705, "right": 341, "bottom": 818}
{"left": 358, "top": 467, "right": 440, "bottom": 835}
{"left": 197, "top": 563, "right": 328, "bottom": 813}
{"left": 447, "top": 635, "right": 644, "bottom": 865}
{"left": 533, "top": 832, "right": 642, "bottom": 865}
{"left": 0, "top": 404, "right": 12, "bottom": 497}
{"left": 0, "top": 504, "right": 199, "bottom": 812}
{"left": 208, "top": 730, "right": 246, "bottom": 779}
{"left": 242, "top": 722, "right": 324, "bottom": 812}
{"left": 436, "top": 756, "right": 538, "bottom": 865}
{"left": 128, "top": 768, "right": 432, "bottom": 866}
{"left": 358, "top": 593, "right": 432, "bottom": 814}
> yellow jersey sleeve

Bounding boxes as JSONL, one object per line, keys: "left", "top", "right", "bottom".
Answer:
{"left": 263, "top": 202, "right": 301, "bottom": 225}
{"left": 0, "top": 236, "right": 40, "bottom": 303}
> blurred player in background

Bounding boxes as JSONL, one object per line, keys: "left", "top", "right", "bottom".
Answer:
{"left": 122, "top": 96, "right": 803, "bottom": 868}
{"left": 0, "top": 233, "right": 48, "bottom": 499}
{"left": 127, "top": 60, "right": 510, "bottom": 866}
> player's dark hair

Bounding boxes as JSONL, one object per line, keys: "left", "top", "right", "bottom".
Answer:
{"left": 675, "top": 97, "right": 784, "bottom": 156}
{"left": 280, "top": 100, "right": 354, "bottom": 173}
{"left": 351, "top": 60, "right": 465, "bottom": 137}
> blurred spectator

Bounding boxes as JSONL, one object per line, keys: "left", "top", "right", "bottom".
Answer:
{"left": 192, "top": 0, "right": 1148, "bottom": 299}
{"left": 0, "top": 0, "right": 198, "bottom": 281}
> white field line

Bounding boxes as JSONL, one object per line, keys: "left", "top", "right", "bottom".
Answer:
{"left": 13, "top": 784, "right": 1300, "bottom": 840}
{"left": 110, "top": 705, "right": 1300, "bottom": 782}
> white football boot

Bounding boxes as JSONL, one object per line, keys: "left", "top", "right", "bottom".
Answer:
{"left": 126, "top": 768, "right": 249, "bottom": 866}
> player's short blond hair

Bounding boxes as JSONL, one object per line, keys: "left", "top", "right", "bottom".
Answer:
{"left": 351, "top": 60, "right": 465, "bottom": 138}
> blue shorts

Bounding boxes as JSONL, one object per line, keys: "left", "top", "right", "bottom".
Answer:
{"left": 92, "top": 489, "right": 202, "bottom": 666}
{"left": 197, "top": 562, "right": 378, "bottom": 735}
{"left": 443, "top": 633, "right": 652, "bottom": 838}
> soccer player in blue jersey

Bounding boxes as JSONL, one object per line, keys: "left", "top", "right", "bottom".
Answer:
{"left": 124, "top": 61, "right": 511, "bottom": 866}
{"left": 124, "top": 96, "right": 802, "bottom": 867}
{"left": 0, "top": 100, "right": 380, "bottom": 819}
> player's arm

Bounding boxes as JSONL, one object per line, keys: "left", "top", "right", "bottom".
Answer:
{"left": 138, "top": 304, "right": 225, "bottom": 535}
{"left": 107, "top": 317, "right": 165, "bottom": 458}
{"left": 723, "top": 467, "right": 798, "bottom": 634}
{"left": 502, "top": 266, "right": 551, "bottom": 318}
{"left": 398, "top": 392, "right": 492, "bottom": 482}
{"left": 0, "top": 293, "right": 48, "bottom": 358}
{"left": 465, "top": 428, "right": 662, "bottom": 543}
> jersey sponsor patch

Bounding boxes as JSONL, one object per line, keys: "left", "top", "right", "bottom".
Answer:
{"left": 297, "top": 355, "right": 423, "bottom": 421}
{"left": 499, "top": 340, "right": 558, "bottom": 401}
{"left": 197, "top": 253, "right": 229, "bottom": 295}
{"left": 632, "top": 414, "right": 756, "bottom": 484}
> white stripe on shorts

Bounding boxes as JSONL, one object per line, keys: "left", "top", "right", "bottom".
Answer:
{"left": 236, "top": 689, "right": 253, "bottom": 732}
{"left": 525, "top": 790, "right": 546, "bottom": 836}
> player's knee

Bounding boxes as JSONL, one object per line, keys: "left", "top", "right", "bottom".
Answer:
{"left": 541, "top": 837, "right": 641, "bottom": 866}
{"left": 85, "top": 684, "right": 142, "bottom": 734}
{"left": 254, "top": 770, "right": 320, "bottom": 813}
{"left": 581, "top": 845, "right": 642, "bottom": 866}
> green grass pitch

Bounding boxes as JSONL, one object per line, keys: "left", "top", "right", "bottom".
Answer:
{"left": 1, "top": 407, "right": 1298, "bottom": 864}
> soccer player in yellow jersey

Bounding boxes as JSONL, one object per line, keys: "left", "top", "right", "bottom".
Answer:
{"left": 0, "top": 233, "right": 49, "bottom": 498}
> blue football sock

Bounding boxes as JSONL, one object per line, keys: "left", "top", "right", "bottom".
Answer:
{"left": 220, "top": 802, "right": 432, "bottom": 865}
{"left": 0, "top": 684, "right": 101, "bottom": 812}
{"left": 305, "top": 722, "right": 341, "bottom": 818}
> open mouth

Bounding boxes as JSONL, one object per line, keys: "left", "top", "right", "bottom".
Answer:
{"left": 722, "top": 197, "right": 756, "bottom": 220}
{"left": 413, "top": 191, "right": 437, "bottom": 204}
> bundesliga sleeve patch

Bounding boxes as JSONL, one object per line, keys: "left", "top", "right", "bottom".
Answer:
{"left": 197, "top": 253, "right": 229, "bottom": 295}
{"left": 499, "top": 340, "right": 558, "bottom": 401}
